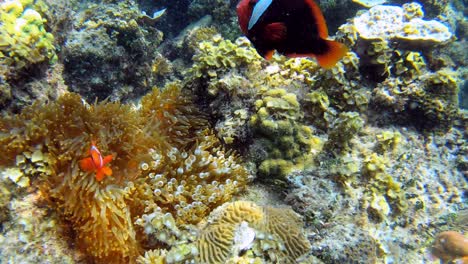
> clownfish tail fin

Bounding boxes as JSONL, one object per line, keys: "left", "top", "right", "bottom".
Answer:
{"left": 315, "top": 40, "right": 348, "bottom": 69}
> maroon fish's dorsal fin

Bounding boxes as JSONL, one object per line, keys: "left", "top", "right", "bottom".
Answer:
{"left": 304, "top": 0, "right": 328, "bottom": 38}
{"left": 263, "top": 22, "right": 287, "bottom": 42}
{"left": 315, "top": 40, "right": 348, "bottom": 69}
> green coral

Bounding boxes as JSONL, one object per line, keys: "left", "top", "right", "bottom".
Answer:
{"left": 362, "top": 152, "right": 407, "bottom": 219}
{"left": 393, "top": 51, "right": 426, "bottom": 83}
{"left": 250, "top": 88, "right": 322, "bottom": 180}
{"left": 374, "top": 68, "right": 459, "bottom": 131}
{"left": 190, "top": 35, "right": 262, "bottom": 80}
{"left": 0, "top": 0, "right": 56, "bottom": 78}
{"left": 325, "top": 112, "right": 364, "bottom": 153}
{"left": 376, "top": 130, "right": 402, "bottom": 153}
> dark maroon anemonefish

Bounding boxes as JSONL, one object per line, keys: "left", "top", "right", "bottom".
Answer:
{"left": 237, "top": 0, "right": 348, "bottom": 69}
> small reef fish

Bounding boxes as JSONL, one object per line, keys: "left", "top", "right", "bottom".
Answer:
{"left": 237, "top": 0, "right": 348, "bottom": 68}
{"left": 79, "top": 140, "right": 113, "bottom": 181}
{"left": 429, "top": 231, "right": 468, "bottom": 264}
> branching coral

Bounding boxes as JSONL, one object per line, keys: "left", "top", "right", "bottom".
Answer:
{"left": 0, "top": 83, "right": 251, "bottom": 263}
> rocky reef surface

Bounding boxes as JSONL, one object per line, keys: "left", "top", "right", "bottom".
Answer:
{"left": 0, "top": 0, "right": 466, "bottom": 263}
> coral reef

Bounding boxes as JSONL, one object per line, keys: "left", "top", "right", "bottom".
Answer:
{"left": 0, "top": 182, "right": 80, "bottom": 263}
{"left": 0, "top": 83, "right": 251, "bottom": 263}
{"left": 137, "top": 200, "right": 311, "bottom": 264}
{"left": 353, "top": 3, "right": 452, "bottom": 46}
{"left": 250, "top": 88, "right": 322, "bottom": 180}
{"left": 372, "top": 68, "right": 460, "bottom": 131}
{"left": 0, "top": 0, "right": 62, "bottom": 111}
{"left": 286, "top": 127, "right": 467, "bottom": 263}
{"left": 334, "top": 2, "right": 462, "bottom": 131}
{"left": 62, "top": 0, "right": 164, "bottom": 102}
{"left": 0, "top": 0, "right": 466, "bottom": 263}
{"left": 187, "top": 35, "right": 263, "bottom": 145}
{"left": 188, "top": 0, "right": 240, "bottom": 40}
{"left": 0, "top": 0, "right": 56, "bottom": 78}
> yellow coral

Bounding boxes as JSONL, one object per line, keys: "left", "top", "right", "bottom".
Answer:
{"left": 195, "top": 201, "right": 310, "bottom": 264}
{"left": 0, "top": 0, "right": 56, "bottom": 78}
{"left": 190, "top": 35, "right": 262, "bottom": 79}
{"left": 136, "top": 249, "right": 167, "bottom": 264}
{"left": 250, "top": 88, "right": 321, "bottom": 180}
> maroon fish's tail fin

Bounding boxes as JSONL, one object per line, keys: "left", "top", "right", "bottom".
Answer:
{"left": 315, "top": 40, "right": 348, "bottom": 69}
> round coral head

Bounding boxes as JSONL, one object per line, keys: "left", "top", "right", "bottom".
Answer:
{"left": 430, "top": 231, "right": 468, "bottom": 263}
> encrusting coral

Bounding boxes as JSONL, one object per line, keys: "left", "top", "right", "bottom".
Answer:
{"left": 62, "top": 0, "right": 164, "bottom": 101}
{"left": 0, "top": 83, "right": 251, "bottom": 263}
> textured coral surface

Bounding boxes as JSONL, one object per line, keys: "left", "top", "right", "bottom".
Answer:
{"left": 0, "top": 0, "right": 466, "bottom": 263}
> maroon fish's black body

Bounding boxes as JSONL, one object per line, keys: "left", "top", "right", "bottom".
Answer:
{"left": 237, "top": 0, "right": 347, "bottom": 68}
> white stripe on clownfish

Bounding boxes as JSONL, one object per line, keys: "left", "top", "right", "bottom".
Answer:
{"left": 248, "top": 0, "right": 273, "bottom": 30}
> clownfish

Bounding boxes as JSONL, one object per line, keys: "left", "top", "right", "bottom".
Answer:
{"left": 79, "top": 140, "right": 113, "bottom": 181}
{"left": 237, "top": 0, "right": 348, "bottom": 68}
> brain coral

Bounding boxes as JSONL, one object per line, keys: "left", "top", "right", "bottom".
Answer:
{"left": 0, "top": 83, "right": 251, "bottom": 263}
{"left": 195, "top": 201, "right": 311, "bottom": 264}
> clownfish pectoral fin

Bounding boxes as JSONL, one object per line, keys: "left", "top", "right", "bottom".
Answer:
{"left": 79, "top": 157, "right": 95, "bottom": 172}
{"left": 102, "top": 155, "right": 113, "bottom": 165}
{"left": 95, "top": 169, "right": 105, "bottom": 181}
{"left": 263, "top": 22, "right": 287, "bottom": 42}
{"left": 315, "top": 40, "right": 348, "bottom": 69}
{"left": 102, "top": 166, "right": 112, "bottom": 176}
{"left": 263, "top": 50, "right": 275, "bottom": 60}
{"left": 95, "top": 166, "right": 112, "bottom": 181}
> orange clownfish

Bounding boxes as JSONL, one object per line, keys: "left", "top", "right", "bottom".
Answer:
{"left": 236, "top": 0, "right": 348, "bottom": 68}
{"left": 79, "top": 140, "right": 113, "bottom": 181}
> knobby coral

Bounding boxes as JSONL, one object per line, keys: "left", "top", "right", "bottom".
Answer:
{"left": 0, "top": 83, "right": 251, "bottom": 263}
